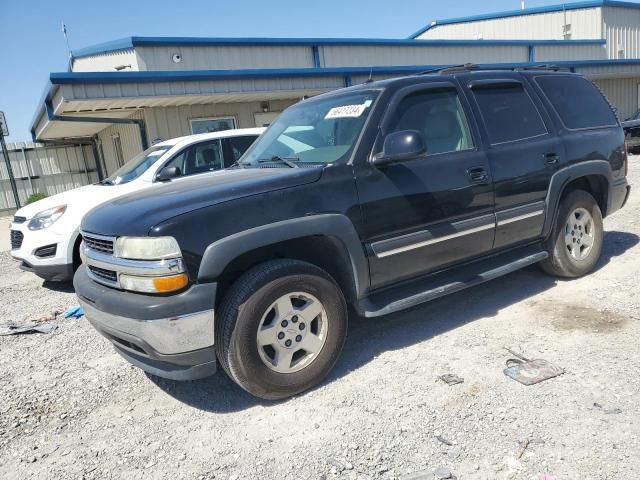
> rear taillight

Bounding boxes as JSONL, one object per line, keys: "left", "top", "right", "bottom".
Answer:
{"left": 624, "top": 140, "right": 629, "bottom": 177}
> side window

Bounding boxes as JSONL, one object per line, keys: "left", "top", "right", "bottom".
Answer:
{"left": 535, "top": 75, "right": 618, "bottom": 129}
{"left": 472, "top": 83, "right": 547, "bottom": 144}
{"left": 164, "top": 140, "right": 223, "bottom": 177}
{"left": 386, "top": 88, "right": 474, "bottom": 155}
{"left": 222, "top": 135, "right": 259, "bottom": 167}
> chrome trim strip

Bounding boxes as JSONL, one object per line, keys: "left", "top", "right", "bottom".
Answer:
{"left": 497, "top": 209, "right": 544, "bottom": 226}
{"left": 79, "top": 298, "right": 215, "bottom": 355}
{"left": 83, "top": 245, "right": 185, "bottom": 277}
{"left": 374, "top": 221, "right": 495, "bottom": 258}
{"left": 80, "top": 230, "right": 116, "bottom": 242}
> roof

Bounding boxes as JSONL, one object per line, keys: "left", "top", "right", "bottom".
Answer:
{"left": 409, "top": 0, "right": 640, "bottom": 38}
{"left": 160, "top": 127, "right": 266, "bottom": 148}
{"left": 71, "top": 35, "right": 605, "bottom": 59}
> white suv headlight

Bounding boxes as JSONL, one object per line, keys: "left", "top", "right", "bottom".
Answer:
{"left": 114, "top": 236, "right": 181, "bottom": 260}
{"left": 28, "top": 205, "right": 67, "bottom": 231}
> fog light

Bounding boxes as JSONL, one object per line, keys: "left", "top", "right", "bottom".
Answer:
{"left": 120, "top": 273, "right": 188, "bottom": 293}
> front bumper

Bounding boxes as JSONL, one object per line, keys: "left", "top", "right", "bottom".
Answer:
{"left": 9, "top": 222, "right": 75, "bottom": 282}
{"left": 74, "top": 266, "right": 217, "bottom": 380}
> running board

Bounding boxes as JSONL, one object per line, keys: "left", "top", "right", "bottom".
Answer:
{"left": 356, "top": 244, "right": 548, "bottom": 318}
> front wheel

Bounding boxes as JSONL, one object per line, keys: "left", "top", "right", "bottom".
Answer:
{"left": 215, "top": 259, "right": 348, "bottom": 400}
{"left": 540, "top": 190, "right": 603, "bottom": 278}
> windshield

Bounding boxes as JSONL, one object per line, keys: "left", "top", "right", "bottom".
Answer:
{"left": 239, "top": 90, "right": 379, "bottom": 167}
{"left": 103, "top": 145, "right": 171, "bottom": 185}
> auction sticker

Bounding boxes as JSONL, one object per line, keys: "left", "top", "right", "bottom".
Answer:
{"left": 325, "top": 103, "right": 369, "bottom": 119}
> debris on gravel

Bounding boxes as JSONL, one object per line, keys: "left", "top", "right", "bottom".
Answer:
{"left": 1, "top": 160, "right": 639, "bottom": 479}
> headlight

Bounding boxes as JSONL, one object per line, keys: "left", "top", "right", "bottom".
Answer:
{"left": 114, "top": 236, "right": 181, "bottom": 260}
{"left": 119, "top": 273, "right": 189, "bottom": 293}
{"left": 28, "top": 205, "right": 67, "bottom": 231}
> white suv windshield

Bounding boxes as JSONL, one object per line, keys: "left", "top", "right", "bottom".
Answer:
{"left": 102, "top": 146, "right": 171, "bottom": 185}
{"left": 239, "top": 91, "right": 379, "bottom": 167}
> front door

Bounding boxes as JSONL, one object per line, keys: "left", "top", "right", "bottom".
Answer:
{"left": 355, "top": 82, "right": 495, "bottom": 289}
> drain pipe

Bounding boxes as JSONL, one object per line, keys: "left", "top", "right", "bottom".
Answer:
{"left": 44, "top": 100, "right": 149, "bottom": 151}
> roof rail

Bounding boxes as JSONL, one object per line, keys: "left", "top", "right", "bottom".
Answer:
{"left": 413, "top": 63, "right": 479, "bottom": 76}
{"left": 414, "top": 63, "right": 569, "bottom": 76}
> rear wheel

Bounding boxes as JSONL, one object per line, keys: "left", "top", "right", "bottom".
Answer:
{"left": 540, "top": 190, "right": 603, "bottom": 278}
{"left": 215, "top": 259, "right": 348, "bottom": 400}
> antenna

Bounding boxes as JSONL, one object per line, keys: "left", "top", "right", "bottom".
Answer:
{"left": 61, "top": 22, "right": 71, "bottom": 60}
{"left": 364, "top": 68, "right": 374, "bottom": 84}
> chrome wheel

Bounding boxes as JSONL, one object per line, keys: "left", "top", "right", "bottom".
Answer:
{"left": 256, "top": 292, "right": 328, "bottom": 374}
{"left": 564, "top": 207, "right": 595, "bottom": 260}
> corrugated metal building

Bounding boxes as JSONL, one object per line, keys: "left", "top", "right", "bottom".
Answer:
{"left": 30, "top": 0, "right": 640, "bottom": 177}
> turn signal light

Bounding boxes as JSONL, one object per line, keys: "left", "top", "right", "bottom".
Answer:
{"left": 153, "top": 274, "right": 189, "bottom": 293}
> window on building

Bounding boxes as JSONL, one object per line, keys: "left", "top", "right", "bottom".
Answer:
{"left": 190, "top": 117, "right": 237, "bottom": 134}
{"left": 535, "top": 75, "right": 618, "bottom": 129}
{"left": 385, "top": 87, "right": 474, "bottom": 155}
{"left": 472, "top": 83, "right": 547, "bottom": 144}
{"left": 222, "top": 135, "right": 259, "bottom": 167}
{"left": 112, "top": 134, "right": 125, "bottom": 167}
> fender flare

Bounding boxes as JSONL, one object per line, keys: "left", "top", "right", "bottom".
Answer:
{"left": 543, "top": 160, "right": 613, "bottom": 237}
{"left": 197, "top": 214, "right": 370, "bottom": 299}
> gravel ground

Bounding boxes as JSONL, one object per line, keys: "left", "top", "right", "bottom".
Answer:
{"left": 1, "top": 161, "right": 639, "bottom": 480}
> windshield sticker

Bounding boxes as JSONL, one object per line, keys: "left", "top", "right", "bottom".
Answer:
{"left": 325, "top": 103, "right": 369, "bottom": 119}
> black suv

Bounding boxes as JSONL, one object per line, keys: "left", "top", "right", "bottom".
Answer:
{"left": 75, "top": 68, "right": 630, "bottom": 400}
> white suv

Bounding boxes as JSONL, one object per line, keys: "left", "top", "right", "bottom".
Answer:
{"left": 10, "top": 127, "right": 264, "bottom": 282}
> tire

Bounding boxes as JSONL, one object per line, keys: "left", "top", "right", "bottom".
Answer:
{"left": 540, "top": 189, "right": 603, "bottom": 278}
{"left": 215, "top": 259, "right": 348, "bottom": 400}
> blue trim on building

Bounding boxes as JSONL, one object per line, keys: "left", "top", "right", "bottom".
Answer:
{"left": 409, "top": 0, "right": 640, "bottom": 38}
{"left": 312, "top": 45, "right": 321, "bottom": 68}
{"left": 49, "top": 59, "right": 640, "bottom": 85}
{"left": 70, "top": 35, "right": 606, "bottom": 59}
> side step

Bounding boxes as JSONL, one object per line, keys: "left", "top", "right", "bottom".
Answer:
{"left": 356, "top": 243, "right": 548, "bottom": 318}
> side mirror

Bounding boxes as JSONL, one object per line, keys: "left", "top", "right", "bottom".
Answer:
{"left": 373, "top": 130, "right": 426, "bottom": 166}
{"left": 155, "top": 166, "right": 181, "bottom": 182}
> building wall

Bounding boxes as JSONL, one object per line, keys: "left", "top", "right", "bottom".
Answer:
{"left": 534, "top": 43, "right": 606, "bottom": 61}
{"left": 594, "top": 77, "right": 640, "bottom": 120}
{"left": 72, "top": 49, "right": 140, "bottom": 72}
{"left": 135, "top": 45, "right": 314, "bottom": 71}
{"left": 603, "top": 6, "right": 640, "bottom": 59}
{"left": 142, "top": 99, "right": 296, "bottom": 142}
{"left": 416, "top": 7, "right": 603, "bottom": 42}
{"left": 96, "top": 111, "right": 144, "bottom": 176}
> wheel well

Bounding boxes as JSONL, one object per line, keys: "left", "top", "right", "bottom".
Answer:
{"left": 562, "top": 174, "right": 608, "bottom": 216}
{"left": 214, "top": 235, "right": 357, "bottom": 306}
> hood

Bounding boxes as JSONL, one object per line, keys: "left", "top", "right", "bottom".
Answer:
{"left": 81, "top": 167, "right": 323, "bottom": 237}
{"left": 15, "top": 183, "right": 139, "bottom": 220}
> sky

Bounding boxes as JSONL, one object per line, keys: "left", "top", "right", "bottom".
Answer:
{"left": 0, "top": 0, "right": 591, "bottom": 142}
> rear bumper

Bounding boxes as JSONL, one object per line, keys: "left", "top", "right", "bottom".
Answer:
{"left": 74, "top": 266, "right": 217, "bottom": 380}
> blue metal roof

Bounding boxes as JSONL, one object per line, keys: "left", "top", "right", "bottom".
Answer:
{"left": 71, "top": 35, "right": 605, "bottom": 59}
{"left": 409, "top": 0, "right": 640, "bottom": 39}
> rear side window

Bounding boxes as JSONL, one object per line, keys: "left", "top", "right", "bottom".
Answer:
{"left": 535, "top": 75, "right": 617, "bottom": 129}
{"left": 222, "top": 135, "right": 259, "bottom": 167}
{"left": 472, "top": 83, "right": 547, "bottom": 144}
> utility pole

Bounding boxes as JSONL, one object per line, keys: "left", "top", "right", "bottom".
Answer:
{"left": 0, "top": 111, "right": 21, "bottom": 209}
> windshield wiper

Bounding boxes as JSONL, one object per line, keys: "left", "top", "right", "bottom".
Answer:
{"left": 226, "top": 159, "right": 247, "bottom": 169}
{"left": 99, "top": 178, "right": 114, "bottom": 185}
{"left": 257, "top": 156, "right": 300, "bottom": 168}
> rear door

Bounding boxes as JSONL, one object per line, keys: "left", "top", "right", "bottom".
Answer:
{"left": 461, "top": 73, "right": 563, "bottom": 249}
{"left": 354, "top": 81, "right": 495, "bottom": 288}
{"left": 221, "top": 135, "right": 260, "bottom": 167}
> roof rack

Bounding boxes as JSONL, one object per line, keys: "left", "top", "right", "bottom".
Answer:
{"left": 413, "top": 63, "right": 568, "bottom": 76}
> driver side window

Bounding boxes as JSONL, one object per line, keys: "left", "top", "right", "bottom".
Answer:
{"left": 386, "top": 88, "right": 474, "bottom": 156}
{"left": 163, "top": 140, "right": 224, "bottom": 177}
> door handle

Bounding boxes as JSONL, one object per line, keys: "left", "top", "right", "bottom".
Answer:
{"left": 544, "top": 152, "right": 559, "bottom": 165}
{"left": 467, "top": 167, "right": 489, "bottom": 184}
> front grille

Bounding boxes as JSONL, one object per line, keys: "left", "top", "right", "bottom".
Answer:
{"left": 35, "top": 244, "right": 57, "bottom": 258}
{"left": 10, "top": 230, "right": 23, "bottom": 250}
{"left": 88, "top": 265, "right": 117, "bottom": 283}
{"left": 13, "top": 216, "right": 26, "bottom": 224}
{"left": 83, "top": 235, "right": 114, "bottom": 255}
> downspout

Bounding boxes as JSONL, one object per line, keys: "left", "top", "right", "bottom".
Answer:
{"left": 44, "top": 100, "right": 149, "bottom": 150}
